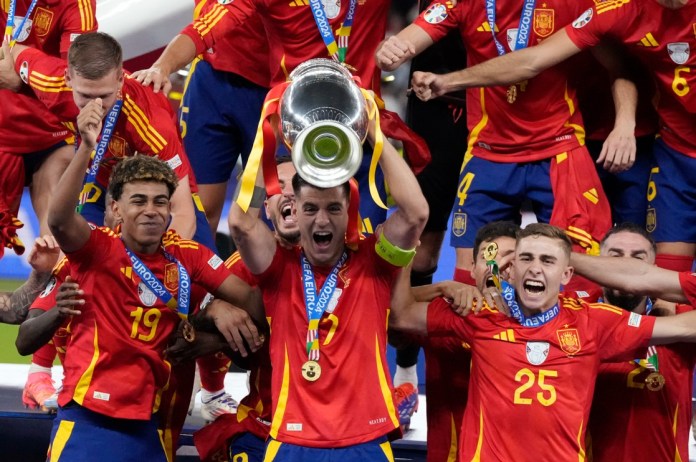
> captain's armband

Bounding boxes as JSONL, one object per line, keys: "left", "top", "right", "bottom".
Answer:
{"left": 375, "top": 232, "right": 416, "bottom": 267}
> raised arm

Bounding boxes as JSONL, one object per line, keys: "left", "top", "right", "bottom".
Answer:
{"left": 228, "top": 163, "right": 278, "bottom": 275}
{"left": 376, "top": 126, "right": 429, "bottom": 251}
{"left": 168, "top": 174, "right": 196, "bottom": 238}
{"left": 47, "top": 99, "right": 103, "bottom": 253}
{"left": 411, "top": 29, "right": 581, "bottom": 101}
{"left": 571, "top": 253, "right": 688, "bottom": 303}
{"left": 375, "top": 24, "right": 434, "bottom": 72}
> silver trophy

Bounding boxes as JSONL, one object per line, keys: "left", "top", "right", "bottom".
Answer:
{"left": 280, "top": 59, "right": 369, "bottom": 188}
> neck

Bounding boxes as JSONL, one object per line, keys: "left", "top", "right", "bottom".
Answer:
{"left": 657, "top": 0, "right": 687, "bottom": 9}
{"left": 520, "top": 302, "right": 555, "bottom": 318}
{"left": 122, "top": 235, "right": 159, "bottom": 255}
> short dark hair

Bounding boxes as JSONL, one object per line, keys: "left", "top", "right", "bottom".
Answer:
{"left": 108, "top": 156, "right": 178, "bottom": 201}
{"left": 517, "top": 223, "right": 573, "bottom": 258}
{"left": 67, "top": 32, "right": 122, "bottom": 80}
{"left": 473, "top": 221, "right": 520, "bottom": 258}
{"left": 291, "top": 173, "right": 350, "bottom": 201}
{"left": 600, "top": 222, "right": 656, "bottom": 254}
{"left": 276, "top": 155, "right": 293, "bottom": 166}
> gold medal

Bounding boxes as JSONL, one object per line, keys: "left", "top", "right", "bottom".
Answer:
{"left": 341, "top": 62, "right": 357, "bottom": 74}
{"left": 182, "top": 319, "right": 196, "bottom": 343}
{"left": 645, "top": 371, "right": 665, "bottom": 391}
{"left": 301, "top": 360, "right": 322, "bottom": 382}
{"left": 506, "top": 84, "right": 517, "bottom": 104}
{"left": 484, "top": 242, "right": 499, "bottom": 261}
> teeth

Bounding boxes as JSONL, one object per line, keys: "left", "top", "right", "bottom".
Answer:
{"left": 526, "top": 281, "right": 543, "bottom": 288}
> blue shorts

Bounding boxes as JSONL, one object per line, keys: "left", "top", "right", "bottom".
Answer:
{"left": 646, "top": 138, "right": 696, "bottom": 242}
{"left": 263, "top": 436, "right": 393, "bottom": 462}
{"left": 586, "top": 134, "right": 655, "bottom": 227}
{"left": 79, "top": 182, "right": 217, "bottom": 251}
{"left": 47, "top": 403, "right": 166, "bottom": 462}
{"left": 449, "top": 156, "right": 554, "bottom": 248}
{"left": 180, "top": 59, "right": 268, "bottom": 184}
{"left": 229, "top": 432, "right": 266, "bottom": 462}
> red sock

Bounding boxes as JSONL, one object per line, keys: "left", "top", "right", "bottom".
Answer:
{"left": 197, "top": 352, "right": 231, "bottom": 392}
{"left": 32, "top": 342, "right": 57, "bottom": 368}
{"left": 453, "top": 267, "right": 476, "bottom": 286}
{"left": 655, "top": 254, "right": 694, "bottom": 272}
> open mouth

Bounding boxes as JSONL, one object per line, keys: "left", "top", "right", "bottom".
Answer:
{"left": 313, "top": 231, "right": 333, "bottom": 247}
{"left": 485, "top": 276, "right": 497, "bottom": 288}
{"left": 523, "top": 280, "right": 545, "bottom": 294}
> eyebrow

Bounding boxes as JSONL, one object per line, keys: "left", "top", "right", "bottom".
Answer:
{"left": 128, "top": 193, "right": 169, "bottom": 201}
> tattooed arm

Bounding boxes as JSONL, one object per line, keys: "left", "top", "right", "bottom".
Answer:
{"left": 0, "top": 236, "right": 60, "bottom": 324}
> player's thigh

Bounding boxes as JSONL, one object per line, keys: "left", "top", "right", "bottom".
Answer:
{"left": 449, "top": 156, "right": 524, "bottom": 249}
{"left": 647, "top": 139, "right": 696, "bottom": 243}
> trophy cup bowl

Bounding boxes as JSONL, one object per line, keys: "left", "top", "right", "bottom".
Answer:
{"left": 280, "top": 59, "right": 369, "bottom": 188}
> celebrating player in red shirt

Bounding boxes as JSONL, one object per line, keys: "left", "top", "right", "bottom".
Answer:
{"left": 0, "top": 0, "right": 96, "bottom": 254}
{"left": 223, "top": 116, "right": 427, "bottom": 458}
{"left": 391, "top": 223, "right": 696, "bottom": 462}
{"left": 375, "top": 0, "right": 615, "bottom": 290}
{"left": 42, "top": 95, "right": 262, "bottom": 459}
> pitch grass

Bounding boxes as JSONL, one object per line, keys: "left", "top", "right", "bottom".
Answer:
{"left": 0, "top": 280, "right": 34, "bottom": 364}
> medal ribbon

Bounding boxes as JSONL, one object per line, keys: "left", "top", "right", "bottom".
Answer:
{"left": 301, "top": 251, "right": 347, "bottom": 360}
{"left": 124, "top": 245, "right": 191, "bottom": 318}
{"left": 77, "top": 99, "right": 123, "bottom": 210}
{"left": 500, "top": 280, "right": 560, "bottom": 327}
{"left": 4, "top": 0, "right": 38, "bottom": 45}
{"left": 308, "top": 0, "right": 358, "bottom": 64}
{"left": 485, "top": 0, "right": 537, "bottom": 56}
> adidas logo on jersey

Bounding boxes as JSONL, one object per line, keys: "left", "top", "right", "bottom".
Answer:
{"left": 493, "top": 329, "right": 516, "bottom": 342}
{"left": 476, "top": 22, "right": 499, "bottom": 32}
{"left": 636, "top": 32, "right": 659, "bottom": 47}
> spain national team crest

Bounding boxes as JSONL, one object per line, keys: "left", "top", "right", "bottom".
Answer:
{"left": 533, "top": 9, "right": 554, "bottom": 38}
{"left": 667, "top": 42, "right": 690, "bottom": 65}
{"left": 526, "top": 341, "right": 550, "bottom": 365}
{"left": 33, "top": 7, "right": 54, "bottom": 37}
{"left": 164, "top": 263, "right": 179, "bottom": 292}
{"left": 452, "top": 212, "right": 467, "bottom": 237}
{"left": 424, "top": 3, "right": 448, "bottom": 24}
{"left": 556, "top": 327, "right": 581, "bottom": 356}
{"left": 138, "top": 282, "right": 157, "bottom": 307}
{"left": 646, "top": 207, "right": 656, "bottom": 233}
{"left": 108, "top": 136, "right": 127, "bottom": 158}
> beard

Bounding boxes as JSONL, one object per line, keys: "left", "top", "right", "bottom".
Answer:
{"left": 604, "top": 289, "right": 646, "bottom": 312}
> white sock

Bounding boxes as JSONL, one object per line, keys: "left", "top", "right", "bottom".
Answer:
{"left": 393, "top": 365, "right": 418, "bottom": 388}
{"left": 201, "top": 388, "right": 224, "bottom": 403}
{"left": 28, "top": 363, "right": 52, "bottom": 376}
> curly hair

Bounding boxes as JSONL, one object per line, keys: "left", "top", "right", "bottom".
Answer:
{"left": 107, "top": 156, "right": 178, "bottom": 201}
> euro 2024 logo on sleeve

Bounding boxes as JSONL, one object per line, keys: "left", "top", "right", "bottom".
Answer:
{"left": 572, "top": 8, "right": 593, "bottom": 29}
{"left": 667, "top": 43, "right": 689, "bottom": 65}
{"left": 424, "top": 3, "right": 448, "bottom": 24}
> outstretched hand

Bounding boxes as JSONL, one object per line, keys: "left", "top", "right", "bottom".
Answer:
{"left": 131, "top": 66, "right": 172, "bottom": 95}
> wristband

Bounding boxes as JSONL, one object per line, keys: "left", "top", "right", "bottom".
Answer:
{"left": 375, "top": 232, "right": 416, "bottom": 267}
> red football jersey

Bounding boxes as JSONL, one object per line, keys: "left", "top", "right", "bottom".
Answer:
{"left": 181, "top": 0, "right": 389, "bottom": 94}
{"left": 414, "top": 0, "right": 587, "bottom": 162}
{"left": 590, "top": 305, "right": 696, "bottom": 462}
{"left": 423, "top": 337, "right": 470, "bottom": 462}
{"left": 427, "top": 295, "right": 655, "bottom": 461}
{"left": 255, "top": 235, "right": 400, "bottom": 447}
{"left": 191, "top": 0, "right": 271, "bottom": 88}
{"left": 14, "top": 47, "right": 193, "bottom": 187}
{"left": 565, "top": 0, "right": 696, "bottom": 156}
{"left": 224, "top": 251, "right": 272, "bottom": 439}
{"left": 0, "top": 0, "right": 96, "bottom": 154}
{"left": 31, "top": 255, "right": 72, "bottom": 363}
{"left": 60, "top": 227, "right": 230, "bottom": 420}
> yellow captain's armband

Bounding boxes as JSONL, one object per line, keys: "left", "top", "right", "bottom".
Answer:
{"left": 375, "top": 232, "right": 416, "bottom": 267}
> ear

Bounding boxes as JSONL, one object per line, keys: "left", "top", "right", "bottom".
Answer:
{"left": 561, "top": 265, "right": 574, "bottom": 286}
{"left": 64, "top": 67, "right": 72, "bottom": 88}
{"left": 263, "top": 198, "right": 270, "bottom": 219}
{"left": 111, "top": 198, "right": 122, "bottom": 221}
